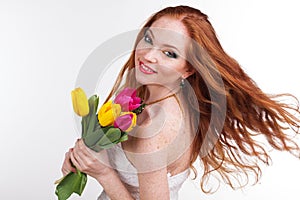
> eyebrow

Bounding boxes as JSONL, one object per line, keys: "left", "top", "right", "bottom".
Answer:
{"left": 145, "top": 28, "right": 182, "bottom": 55}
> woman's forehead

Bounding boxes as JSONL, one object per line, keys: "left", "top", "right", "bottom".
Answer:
{"left": 150, "top": 16, "right": 188, "bottom": 37}
{"left": 147, "top": 17, "right": 190, "bottom": 54}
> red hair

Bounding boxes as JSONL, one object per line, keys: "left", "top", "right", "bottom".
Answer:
{"left": 105, "top": 5, "right": 300, "bottom": 192}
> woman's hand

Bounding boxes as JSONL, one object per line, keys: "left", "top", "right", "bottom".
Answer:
{"left": 68, "top": 139, "right": 113, "bottom": 179}
{"left": 61, "top": 148, "right": 76, "bottom": 176}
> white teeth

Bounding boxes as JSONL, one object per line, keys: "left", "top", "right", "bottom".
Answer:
{"left": 141, "top": 64, "right": 154, "bottom": 72}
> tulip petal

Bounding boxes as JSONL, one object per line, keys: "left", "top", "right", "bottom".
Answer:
{"left": 71, "top": 88, "right": 89, "bottom": 117}
{"left": 114, "top": 88, "right": 142, "bottom": 111}
{"left": 114, "top": 114, "right": 132, "bottom": 132}
{"left": 98, "top": 101, "right": 121, "bottom": 127}
{"left": 114, "top": 112, "right": 137, "bottom": 132}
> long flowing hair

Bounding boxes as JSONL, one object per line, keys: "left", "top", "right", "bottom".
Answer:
{"left": 105, "top": 5, "right": 300, "bottom": 192}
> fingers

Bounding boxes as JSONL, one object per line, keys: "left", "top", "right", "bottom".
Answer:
{"left": 75, "top": 139, "right": 107, "bottom": 162}
{"left": 71, "top": 139, "right": 104, "bottom": 172}
{"left": 75, "top": 139, "right": 91, "bottom": 157}
{"left": 61, "top": 139, "right": 91, "bottom": 176}
{"left": 67, "top": 139, "right": 113, "bottom": 177}
{"left": 73, "top": 139, "right": 95, "bottom": 162}
{"left": 69, "top": 149, "right": 82, "bottom": 171}
{"left": 70, "top": 139, "right": 91, "bottom": 172}
{"left": 61, "top": 148, "right": 76, "bottom": 176}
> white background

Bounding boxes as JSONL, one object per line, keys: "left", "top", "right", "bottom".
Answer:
{"left": 1, "top": 0, "right": 300, "bottom": 199}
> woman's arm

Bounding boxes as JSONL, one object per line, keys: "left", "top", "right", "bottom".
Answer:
{"left": 66, "top": 139, "right": 134, "bottom": 200}
{"left": 132, "top": 125, "right": 177, "bottom": 200}
{"left": 138, "top": 168, "right": 170, "bottom": 200}
{"left": 95, "top": 169, "right": 135, "bottom": 200}
{"left": 126, "top": 103, "right": 182, "bottom": 200}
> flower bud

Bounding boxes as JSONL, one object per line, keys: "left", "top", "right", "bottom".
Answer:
{"left": 71, "top": 87, "right": 89, "bottom": 117}
{"left": 114, "top": 88, "right": 141, "bottom": 111}
{"left": 114, "top": 112, "right": 137, "bottom": 132}
{"left": 98, "top": 100, "right": 121, "bottom": 127}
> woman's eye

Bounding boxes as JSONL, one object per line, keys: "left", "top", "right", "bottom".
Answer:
{"left": 144, "top": 34, "right": 153, "bottom": 44}
{"left": 164, "top": 51, "right": 178, "bottom": 59}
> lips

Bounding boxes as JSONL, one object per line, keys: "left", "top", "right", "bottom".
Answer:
{"left": 139, "top": 61, "right": 157, "bottom": 74}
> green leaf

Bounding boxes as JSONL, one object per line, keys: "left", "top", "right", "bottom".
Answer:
{"left": 88, "top": 95, "right": 99, "bottom": 115}
{"left": 81, "top": 117, "right": 88, "bottom": 138}
{"left": 55, "top": 170, "right": 87, "bottom": 200}
{"left": 118, "top": 133, "right": 128, "bottom": 143}
{"left": 86, "top": 114, "right": 97, "bottom": 135}
{"left": 98, "top": 143, "right": 116, "bottom": 149}
{"left": 83, "top": 128, "right": 105, "bottom": 147}
{"left": 106, "top": 128, "right": 122, "bottom": 142}
{"left": 94, "top": 114, "right": 101, "bottom": 130}
{"left": 97, "top": 128, "right": 121, "bottom": 146}
{"left": 101, "top": 125, "right": 114, "bottom": 133}
{"left": 83, "top": 126, "right": 115, "bottom": 152}
{"left": 132, "top": 103, "right": 146, "bottom": 115}
{"left": 74, "top": 169, "right": 87, "bottom": 195}
{"left": 89, "top": 144, "right": 103, "bottom": 152}
{"left": 86, "top": 95, "right": 100, "bottom": 134}
{"left": 96, "top": 135, "right": 112, "bottom": 147}
{"left": 93, "top": 95, "right": 99, "bottom": 113}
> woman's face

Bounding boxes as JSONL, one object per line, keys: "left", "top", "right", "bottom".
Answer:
{"left": 134, "top": 16, "right": 193, "bottom": 90}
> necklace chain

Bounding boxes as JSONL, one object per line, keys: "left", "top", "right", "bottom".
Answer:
{"left": 145, "top": 92, "right": 179, "bottom": 106}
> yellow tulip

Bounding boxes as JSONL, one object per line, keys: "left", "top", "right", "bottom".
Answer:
{"left": 98, "top": 100, "right": 121, "bottom": 127}
{"left": 71, "top": 87, "right": 90, "bottom": 117}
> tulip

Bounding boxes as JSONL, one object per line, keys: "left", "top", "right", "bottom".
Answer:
{"left": 114, "top": 88, "right": 141, "bottom": 111}
{"left": 114, "top": 112, "right": 137, "bottom": 132}
{"left": 71, "top": 87, "right": 89, "bottom": 117}
{"left": 98, "top": 100, "right": 121, "bottom": 127}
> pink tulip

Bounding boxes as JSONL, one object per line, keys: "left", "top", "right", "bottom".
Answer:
{"left": 114, "top": 112, "right": 137, "bottom": 132}
{"left": 114, "top": 88, "right": 141, "bottom": 111}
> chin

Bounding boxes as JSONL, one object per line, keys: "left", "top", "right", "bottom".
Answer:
{"left": 135, "top": 72, "right": 156, "bottom": 87}
{"left": 135, "top": 74, "right": 149, "bottom": 86}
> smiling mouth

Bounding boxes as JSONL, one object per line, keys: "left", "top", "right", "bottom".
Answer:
{"left": 139, "top": 61, "right": 157, "bottom": 74}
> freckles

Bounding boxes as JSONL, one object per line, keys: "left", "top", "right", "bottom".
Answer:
{"left": 135, "top": 49, "right": 145, "bottom": 59}
{"left": 136, "top": 42, "right": 147, "bottom": 52}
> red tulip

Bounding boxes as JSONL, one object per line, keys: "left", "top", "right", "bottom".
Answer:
{"left": 114, "top": 88, "right": 141, "bottom": 111}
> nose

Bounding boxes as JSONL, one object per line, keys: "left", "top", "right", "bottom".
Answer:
{"left": 143, "top": 47, "right": 158, "bottom": 63}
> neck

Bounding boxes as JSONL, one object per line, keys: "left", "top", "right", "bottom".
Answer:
{"left": 145, "top": 84, "right": 180, "bottom": 103}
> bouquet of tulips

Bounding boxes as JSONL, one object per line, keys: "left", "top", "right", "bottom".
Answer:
{"left": 55, "top": 87, "right": 145, "bottom": 200}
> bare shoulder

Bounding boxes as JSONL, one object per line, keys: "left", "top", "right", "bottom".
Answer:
{"left": 123, "top": 97, "right": 186, "bottom": 172}
{"left": 133, "top": 97, "right": 183, "bottom": 152}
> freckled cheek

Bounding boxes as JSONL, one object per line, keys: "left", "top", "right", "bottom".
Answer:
{"left": 158, "top": 65, "right": 182, "bottom": 78}
{"left": 134, "top": 49, "right": 143, "bottom": 65}
{"left": 134, "top": 48, "right": 140, "bottom": 57}
{"left": 134, "top": 48, "right": 146, "bottom": 61}
{"left": 135, "top": 42, "right": 148, "bottom": 54}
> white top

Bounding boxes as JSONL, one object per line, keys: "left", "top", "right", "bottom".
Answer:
{"left": 98, "top": 143, "right": 190, "bottom": 200}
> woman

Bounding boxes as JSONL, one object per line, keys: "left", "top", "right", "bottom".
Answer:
{"left": 61, "top": 5, "right": 300, "bottom": 199}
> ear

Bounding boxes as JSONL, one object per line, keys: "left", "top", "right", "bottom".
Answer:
{"left": 182, "top": 68, "right": 195, "bottom": 79}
